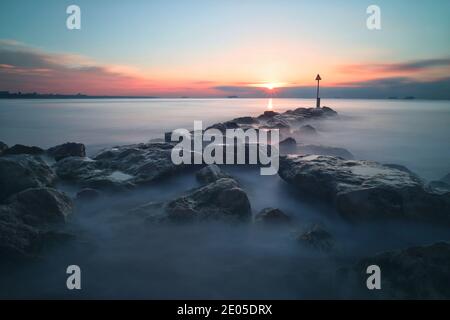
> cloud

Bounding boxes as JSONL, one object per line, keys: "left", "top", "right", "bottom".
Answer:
{"left": 0, "top": 40, "right": 158, "bottom": 95}
{"left": 339, "top": 58, "right": 450, "bottom": 75}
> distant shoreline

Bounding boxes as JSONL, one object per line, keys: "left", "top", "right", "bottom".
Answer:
{"left": 1, "top": 92, "right": 450, "bottom": 101}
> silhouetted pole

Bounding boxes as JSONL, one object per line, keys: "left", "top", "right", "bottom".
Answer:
{"left": 315, "top": 74, "right": 322, "bottom": 108}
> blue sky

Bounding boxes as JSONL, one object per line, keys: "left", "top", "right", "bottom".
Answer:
{"left": 0, "top": 0, "right": 449, "bottom": 97}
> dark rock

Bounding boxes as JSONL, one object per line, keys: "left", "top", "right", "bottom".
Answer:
{"left": 295, "top": 124, "right": 317, "bottom": 136}
{"left": 195, "top": 164, "right": 230, "bottom": 184}
{"left": 0, "top": 155, "right": 56, "bottom": 201}
{"left": 352, "top": 242, "right": 450, "bottom": 299}
{"left": 255, "top": 207, "right": 291, "bottom": 225}
{"left": 296, "top": 144, "right": 354, "bottom": 160}
{"left": 297, "top": 224, "right": 334, "bottom": 252}
{"left": 0, "top": 141, "right": 8, "bottom": 155}
{"left": 76, "top": 188, "right": 101, "bottom": 201}
{"left": 231, "top": 116, "right": 259, "bottom": 124}
{"left": 47, "top": 142, "right": 86, "bottom": 161}
{"left": 0, "top": 187, "right": 73, "bottom": 259}
{"left": 132, "top": 178, "right": 252, "bottom": 223}
{"left": 257, "top": 111, "right": 279, "bottom": 119}
{"left": 54, "top": 142, "right": 188, "bottom": 190}
{"left": 428, "top": 181, "right": 450, "bottom": 195}
{"left": 6, "top": 188, "right": 72, "bottom": 226}
{"left": 2, "top": 144, "right": 44, "bottom": 156}
{"left": 279, "top": 155, "right": 450, "bottom": 224}
{"left": 279, "top": 137, "right": 297, "bottom": 154}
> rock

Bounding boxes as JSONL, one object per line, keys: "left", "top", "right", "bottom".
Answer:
{"left": 6, "top": 188, "right": 72, "bottom": 226}
{"left": 351, "top": 242, "right": 450, "bottom": 299}
{"left": 76, "top": 188, "right": 101, "bottom": 201}
{"left": 257, "top": 111, "right": 279, "bottom": 119}
{"left": 132, "top": 178, "right": 252, "bottom": 223}
{"left": 278, "top": 155, "right": 450, "bottom": 224}
{"left": 195, "top": 164, "right": 230, "bottom": 184}
{"left": 296, "top": 144, "right": 354, "bottom": 160}
{"left": 0, "top": 141, "right": 8, "bottom": 155}
{"left": 428, "top": 181, "right": 450, "bottom": 195}
{"left": 280, "top": 137, "right": 297, "bottom": 146}
{"left": 0, "top": 155, "right": 56, "bottom": 202}
{"left": 297, "top": 224, "right": 333, "bottom": 252}
{"left": 254, "top": 207, "right": 291, "bottom": 225}
{"left": 232, "top": 116, "right": 259, "bottom": 124}
{"left": 0, "top": 187, "right": 73, "bottom": 260}
{"left": 53, "top": 142, "right": 188, "bottom": 190}
{"left": 167, "top": 178, "right": 251, "bottom": 222}
{"left": 279, "top": 137, "right": 297, "bottom": 154}
{"left": 2, "top": 144, "right": 44, "bottom": 156}
{"left": 206, "top": 121, "right": 240, "bottom": 133}
{"left": 429, "top": 173, "right": 450, "bottom": 195}
{"left": 47, "top": 142, "right": 86, "bottom": 161}
{"left": 295, "top": 124, "right": 317, "bottom": 136}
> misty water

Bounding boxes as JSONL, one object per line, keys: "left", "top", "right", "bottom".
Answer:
{"left": 1, "top": 98, "right": 449, "bottom": 298}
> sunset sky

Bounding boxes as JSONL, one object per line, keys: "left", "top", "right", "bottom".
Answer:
{"left": 1, "top": 0, "right": 449, "bottom": 98}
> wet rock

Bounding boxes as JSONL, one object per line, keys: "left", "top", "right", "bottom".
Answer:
{"left": 352, "top": 242, "right": 450, "bottom": 299}
{"left": 428, "top": 181, "right": 450, "bottom": 195}
{"left": 279, "top": 155, "right": 450, "bottom": 224}
{"left": 2, "top": 144, "right": 44, "bottom": 156}
{"left": 279, "top": 137, "right": 297, "bottom": 154}
{"left": 255, "top": 207, "right": 291, "bottom": 225}
{"left": 0, "top": 187, "right": 73, "bottom": 260}
{"left": 47, "top": 142, "right": 86, "bottom": 161}
{"left": 297, "top": 224, "right": 334, "bottom": 252}
{"left": 0, "top": 155, "right": 56, "bottom": 202}
{"left": 429, "top": 173, "right": 450, "bottom": 195}
{"left": 195, "top": 164, "right": 230, "bottom": 184}
{"left": 6, "top": 188, "right": 72, "bottom": 225}
{"left": 296, "top": 144, "right": 354, "bottom": 160}
{"left": 132, "top": 178, "right": 252, "bottom": 223}
{"left": 0, "top": 141, "right": 8, "bottom": 155}
{"left": 295, "top": 124, "right": 317, "bottom": 136}
{"left": 231, "top": 116, "right": 259, "bottom": 124}
{"left": 54, "top": 142, "right": 188, "bottom": 190}
{"left": 76, "top": 188, "right": 101, "bottom": 201}
{"left": 206, "top": 121, "right": 240, "bottom": 133}
{"left": 257, "top": 111, "right": 279, "bottom": 119}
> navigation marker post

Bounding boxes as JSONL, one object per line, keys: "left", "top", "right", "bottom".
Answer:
{"left": 315, "top": 74, "right": 322, "bottom": 108}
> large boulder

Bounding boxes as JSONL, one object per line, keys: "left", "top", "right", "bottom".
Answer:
{"left": 2, "top": 144, "right": 44, "bottom": 156}
{"left": 278, "top": 155, "right": 450, "bottom": 224}
{"left": 47, "top": 142, "right": 86, "bottom": 161}
{"left": 0, "top": 187, "right": 73, "bottom": 260}
{"left": 0, "top": 155, "right": 56, "bottom": 201}
{"left": 166, "top": 178, "right": 251, "bottom": 222}
{"left": 53, "top": 142, "right": 189, "bottom": 190}
{"left": 295, "top": 124, "right": 318, "bottom": 136}
{"left": 6, "top": 188, "right": 72, "bottom": 225}
{"left": 296, "top": 144, "right": 354, "bottom": 160}
{"left": 131, "top": 178, "right": 252, "bottom": 223}
{"left": 350, "top": 242, "right": 450, "bottom": 299}
{"left": 195, "top": 164, "right": 230, "bottom": 184}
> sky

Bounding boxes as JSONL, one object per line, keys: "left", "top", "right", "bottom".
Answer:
{"left": 0, "top": 0, "right": 449, "bottom": 98}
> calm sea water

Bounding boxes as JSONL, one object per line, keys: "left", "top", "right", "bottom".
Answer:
{"left": 1, "top": 98, "right": 449, "bottom": 180}
{"left": 1, "top": 98, "right": 450, "bottom": 298}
